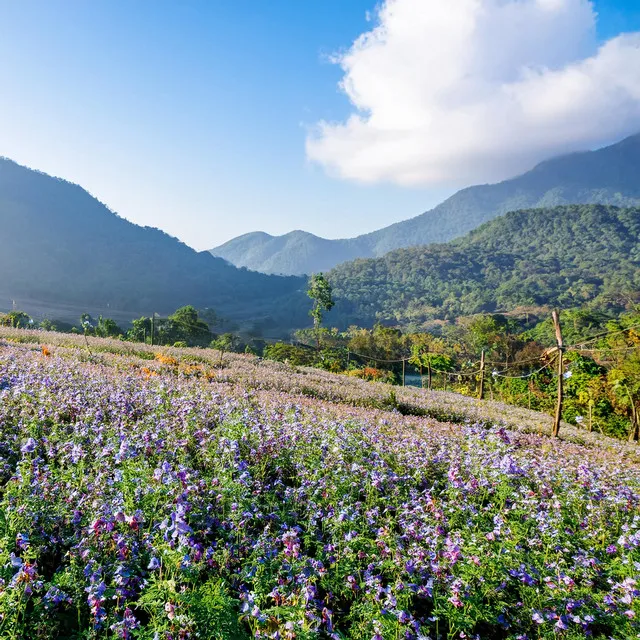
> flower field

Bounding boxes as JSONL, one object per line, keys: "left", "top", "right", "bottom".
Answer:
{"left": 0, "top": 333, "right": 639, "bottom": 639}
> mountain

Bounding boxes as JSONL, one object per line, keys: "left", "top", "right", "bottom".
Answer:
{"left": 212, "top": 230, "right": 366, "bottom": 276}
{"left": 211, "top": 134, "right": 640, "bottom": 275}
{"left": 327, "top": 204, "right": 640, "bottom": 328}
{"left": 0, "top": 158, "right": 306, "bottom": 331}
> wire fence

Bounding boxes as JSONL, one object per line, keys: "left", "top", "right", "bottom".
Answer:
{"left": 291, "top": 320, "right": 639, "bottom": 385}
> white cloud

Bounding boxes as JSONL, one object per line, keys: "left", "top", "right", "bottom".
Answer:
{"left": 306, "top": 0, "right": 640, "bottom": 186}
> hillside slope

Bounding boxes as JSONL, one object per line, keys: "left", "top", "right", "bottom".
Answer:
{"left": 327, "top": 204, "right": 640, "bottom": 327}
{"left": 0, "top": 158, "right": 306, "bottom": 328}
{"left": 212, "top": 134, "right": 640, "bottom": 275}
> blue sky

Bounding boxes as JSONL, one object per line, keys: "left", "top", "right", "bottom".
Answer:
{"left": 0, "top": 1, "right": 639, "bottom": 249}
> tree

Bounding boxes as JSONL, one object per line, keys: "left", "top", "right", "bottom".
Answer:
{"left": 408, "top": 344, "right": 428, "bottom": 388}
{"left": 2, "top": 310, "right": 31, "bottom": 328}
{"left": 307, "top": 274, "right": 335, "bottom": 350}
{"left": 127, "top": 317, "right": 151, "bottom": 343}
{"left": 95, "top": 316, "right": 123, "bottom": 338}
{"left": 168, "top": 306, "right": 212, "bottom": 346}
{"left": 210, "top": 333, "right": 239, "bottom": 366}
{"left": 39, "top": 319, "right": 58, "bottom": 332}
{"left": 598, "top": 314, "right": 640, "bottom": 441}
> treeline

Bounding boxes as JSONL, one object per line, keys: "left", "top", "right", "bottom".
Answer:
{"left": 265, "top": 308, "right": 640, "bottom": 441}
{"left": 0, "top": 306, "right": 259, "bottom": 355}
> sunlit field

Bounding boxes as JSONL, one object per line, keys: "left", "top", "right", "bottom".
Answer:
{"left": 0, "top": 331, "right": 639, "bottom": 639}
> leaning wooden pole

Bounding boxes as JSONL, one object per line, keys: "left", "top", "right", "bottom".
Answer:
{"left": 478, "top": 350, "right": 485, "bottom": 400}
{"left": 552, "top": 310, "right": 564, "bottom": 438}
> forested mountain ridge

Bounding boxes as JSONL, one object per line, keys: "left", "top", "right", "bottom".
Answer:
{"left": 0, "top": 157, "right": 306, "bottom": 329}
{"left": 211, "top": 134, "right": 640, "bottom": 275}
{"left": 327, "top": 204, "right": 640, "bottom": 328}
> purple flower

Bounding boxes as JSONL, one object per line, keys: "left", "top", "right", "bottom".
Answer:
{"left": 21, "top": 437, "right": 37, "bottom": 454}
{"left": 9, "top": 553, "right": 23, "bottom": 569}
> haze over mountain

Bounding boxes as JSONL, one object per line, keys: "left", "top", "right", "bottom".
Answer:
{"left": 212, "top": 134, "right": 640, "bottom": 275}
{"left": 327, "top": 204, "right": 640, "bottom": 329}
{"left": 0, "top": 158, "right": 306, "bottom": 331}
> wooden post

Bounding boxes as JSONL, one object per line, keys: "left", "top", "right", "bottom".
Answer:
{"left": 478, "top": 350, "right": 485, "bottom": 400}
{"left": 427, "top": 360, "right": 432, "bottom": 391}
{"left": 150, "top": 315, "right": 155, "bottom": 347}
{"left": 552, "top": 310, "right": 564, "bottom": 438}
{"left": 625, "top": 386, "right": 639, "bottom": 442}
{"left": 402, "top": 359, "right": 405, "bottom": 387}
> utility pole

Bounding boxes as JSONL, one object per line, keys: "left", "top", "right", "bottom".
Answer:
{"left": 552, "top": 310, "right": 564, "bottom": 438}
{"left": 478, "top": 350, "right": 485, "bottom": 400}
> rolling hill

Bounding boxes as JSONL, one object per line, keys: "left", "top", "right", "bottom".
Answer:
{"left": 327, "top": 204, "right": 640, "bottom": 328}
{"left": 0, "top": 157, "right": 306, "bottom": 330}
{"left": 211, "top": 134, "right": 640, "bottom": 275}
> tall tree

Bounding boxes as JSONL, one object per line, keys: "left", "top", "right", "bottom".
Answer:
{"left": 307, "top": 274, "right": 335, "bottom": 349}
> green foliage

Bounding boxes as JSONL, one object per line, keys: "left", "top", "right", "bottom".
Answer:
{"left": 127, "top": 307, "right": 213, "bottom": 347}
{"left": 329, "top": 205, "right": 640, "bottom": 328}
{"left": 168, "top": 305, "right": 212, "bottom": 346}
{"left": 307, "top": 273, "right": 335, "bottom": 347}
{"left": 263, "top": 343, "right": 316, "bottom": 367}
{"left": 94, "top": 315, "right": 123, "bottom": 338}
{"left": 38, "top": 318, "right": 58, "bottom": 332}
{"left": 137, "top": 576, "right": 244, "bottom": 640}
{"left": 0, "top": 310, "right": 31, "bottom": 328}
{"left": 127, "top": 316, "right": 151, "bottom": 343}
{"left": 262, "top": 308, "right": 640, "bottom": 440}
{"left": 211, "top": 333, "right": 240, "bottom": 365}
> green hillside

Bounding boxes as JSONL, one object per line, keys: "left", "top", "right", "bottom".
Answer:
{"left": 0, "top": 157, "right": 306, "bottom": 330}
{"left": 328, "top": 204, "right": 640, "bottom": 327}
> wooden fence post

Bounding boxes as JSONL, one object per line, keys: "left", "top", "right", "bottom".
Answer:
{"left": 478, "top": 350, "right": 485, "bottom": 400}
{"left": 552, "top": 310, "right": 564, "bottom": 438}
